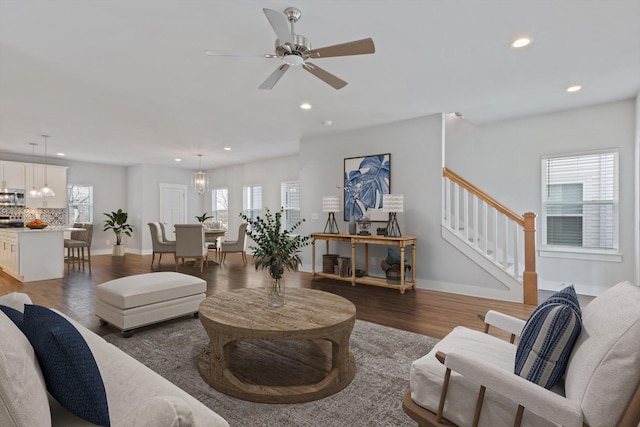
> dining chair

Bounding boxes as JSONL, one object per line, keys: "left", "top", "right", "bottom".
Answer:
{"left": 158, "top": 222, "right": 175, "bottom": 243}
{"left": 220, "top": 223, "right": 248, "bottom": 264}
{"left": 174, "top": 224, "right": 208, "bottom": 272}
{"left": 64, "top": 223, "right": 94, "bottom": 272}
{"left": 148, "top": 222, "right": 176, "bottom": 267}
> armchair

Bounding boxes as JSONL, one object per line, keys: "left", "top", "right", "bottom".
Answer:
{"left": 403, "top": 281, "right": 640, "bottom": 427}
{"left": 148, "top": 222, "right": 176, "bottom": 267}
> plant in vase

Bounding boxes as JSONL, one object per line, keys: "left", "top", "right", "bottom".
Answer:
{"left": 239, "top": 208, "right": 311, "bottom": 308}
{"left": 103, "top": 209, "right": 134, "bottom": 256}
{"left": 195, "top": 212, "right": 213, "bottom": 223}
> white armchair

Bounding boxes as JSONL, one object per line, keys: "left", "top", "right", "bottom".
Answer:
{"left": 403, "top": 281, "right": 640, "bottom": 427}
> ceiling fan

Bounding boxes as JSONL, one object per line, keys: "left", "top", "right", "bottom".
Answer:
{"left": 205, "top": 7, "right": 375, "bottom": 90}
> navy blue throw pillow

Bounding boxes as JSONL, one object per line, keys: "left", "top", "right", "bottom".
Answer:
{"left": 21, "top": 305, "right": 111, "bottom": 427}
{"left": 0, "top": 304, "right": 24, "bottom": 328}
{"left": 514, "top": 286, "right": 582, "bottom": 389}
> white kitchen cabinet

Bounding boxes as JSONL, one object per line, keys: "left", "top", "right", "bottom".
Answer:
{"left": 0, "top": 161, "right": 26, "bottom": 189}
{"left": 0, "top": 231, "right": 19, "bottom": 279}
{"left": 25, "top": 164, "right": 68, "bottom": 208}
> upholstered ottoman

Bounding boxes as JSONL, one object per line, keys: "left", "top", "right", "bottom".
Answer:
{"left": 96, "top": 272, "right": 206, "bottom": 337}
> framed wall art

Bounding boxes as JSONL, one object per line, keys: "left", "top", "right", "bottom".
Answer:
{"left": 344, "top": 153, "right": 390, "bottom": 221}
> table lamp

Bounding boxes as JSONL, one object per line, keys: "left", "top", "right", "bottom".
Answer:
{"left": 322, "top": 196, "right": 340, "bottom": 234}
{"left": 382, "top": 194, "right": 404, "bottom": 237}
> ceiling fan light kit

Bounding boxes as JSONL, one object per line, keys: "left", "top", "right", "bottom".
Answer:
{"left": 207, "top": 7, "right": 375, "bottom": 90}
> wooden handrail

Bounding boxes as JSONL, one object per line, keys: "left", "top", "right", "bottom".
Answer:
{"left": 443, "top": 167, "right": 538, "bottom": 305}
{"left": 443, "top": 167, "right": 524, "bottom": 226}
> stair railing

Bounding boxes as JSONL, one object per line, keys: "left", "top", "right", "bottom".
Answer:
{"left": 442, "top": 167, "right": 538, "bottom": 305}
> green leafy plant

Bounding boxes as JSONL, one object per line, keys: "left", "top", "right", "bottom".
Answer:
{"left": 103, "top": 209, "right": 134, "bottom": 246}
{"left": 239, "top": 208, "right": 311, "bottom": 281}
{"left": 196, "top": 212, "right": 213, "bottom": 223}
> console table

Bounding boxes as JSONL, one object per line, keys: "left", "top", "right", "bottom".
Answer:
{"left": 311, "top": 233, "right": 416, "bottom": 294}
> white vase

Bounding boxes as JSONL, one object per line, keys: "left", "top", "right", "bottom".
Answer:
{"left": 112, "top": 244, "right": 125, "bottom": 257}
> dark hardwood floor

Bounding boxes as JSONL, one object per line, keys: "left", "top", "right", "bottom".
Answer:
{"left": 0, "top": 253, "right": 537, "bottom": 339}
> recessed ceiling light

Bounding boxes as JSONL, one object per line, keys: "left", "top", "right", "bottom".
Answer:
{"left": 511, "top": 37, "right": 532, "bottom": 48}
{"left": 300, "top": 103, "right": 312, "bottom": 110}
{"left": 174, "top": 158, "right": 182, "bottom": 162}
{"left": 323, "top": 120, "right": 333, "bottom": 126}
{"left": 223, "top": 147, "right": 231, "bottom": 151}
{"left": 566, "top": 85, "right": 582, "bottom": 93}
{"left": 56, "top": 152, "right": 65, "bottom": 156}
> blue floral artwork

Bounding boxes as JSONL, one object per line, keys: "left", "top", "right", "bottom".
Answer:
{"left": 344, "top": 153, "right": 390, "bottom": 221}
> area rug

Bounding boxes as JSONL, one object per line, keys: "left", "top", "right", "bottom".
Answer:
{"left": 104, "top": 318, "right": 439, "bottom": 427}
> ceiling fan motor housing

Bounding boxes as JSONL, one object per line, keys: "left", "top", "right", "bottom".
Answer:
{"left": 275, "top": 34, "right": 311, "bottom": 63}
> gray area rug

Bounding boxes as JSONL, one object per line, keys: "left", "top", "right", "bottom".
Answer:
{"left": 104, "top": 318, "right": 438, "bottom": 427}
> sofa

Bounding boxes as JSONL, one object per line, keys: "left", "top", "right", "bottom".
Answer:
{"left": 0, "top": 292, "right": 229, "bottom": 427}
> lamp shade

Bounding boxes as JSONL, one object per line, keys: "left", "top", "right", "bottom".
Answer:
{"left": 322, "top": 196, "right": 341, "bottom": 212}
{"left": 382, "top": 194, "right": 404, "bottom": 212}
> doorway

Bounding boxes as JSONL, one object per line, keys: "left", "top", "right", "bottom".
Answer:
{"left": 159, "top": 183, "right": 187, "bottom": 236}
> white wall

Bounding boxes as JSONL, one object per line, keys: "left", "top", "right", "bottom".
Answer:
{"left": 446, "top": 99, "right": 637, "bottom": 295}
{"left": 206, "top": 155, "right": 299, "bottom": 240}
{"left": 299, "top": 115, "right": 507, "bottom": 298}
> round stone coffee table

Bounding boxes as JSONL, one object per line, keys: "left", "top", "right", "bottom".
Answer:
{"left": 198, "top": 287, "right": 356, "bottom": 403}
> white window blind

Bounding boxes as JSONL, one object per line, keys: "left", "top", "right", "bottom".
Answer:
{"left": 542, "top": 151, "right": 618, "bottom": 250}
{"left": 243, "top": 185, "right": 262, "bottom": 222}
{"left": 281, "top": 181, "right": 300, "bottom": 230}
{"left": 211, "top": 188, "right": 228, "bottom": 228}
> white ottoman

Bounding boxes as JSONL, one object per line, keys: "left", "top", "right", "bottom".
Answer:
{"left": 96, "top": 272, "right": 206, "bottom": 337}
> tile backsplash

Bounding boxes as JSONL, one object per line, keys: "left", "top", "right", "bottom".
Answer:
{"left": 1, "top": 206, "right": 67, "bottom": 225}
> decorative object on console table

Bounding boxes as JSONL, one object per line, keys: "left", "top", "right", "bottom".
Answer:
{"left": 383, "top": 193, "right": 403, "bottom": 237}
{"left": 103, "top": 209, "right": 134, "bottom": 257}
{"left": 240, "top": 207, "right": 311, "bottom": 308}
{"left": 357, "top": 216, "right": 371, "bottom": 235}
{"left": 376, "top": 227, "right": 387, "bottom": 236}
{"left": 343, "top": 153, "right": 390, "bottom": 222}
{"left": 348, "top": 215, "right": 357, "bottom": 235}
{"left": 322, "top": 196, "right": 340, "bottom": 234}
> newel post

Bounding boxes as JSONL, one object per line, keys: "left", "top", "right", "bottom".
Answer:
{"left": 522, "top": 212, "right": 538, "bottom": 305}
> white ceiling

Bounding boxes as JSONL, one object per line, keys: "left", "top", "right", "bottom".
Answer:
{"left": 1, "top": 0, "right": 639, "bottom": 171}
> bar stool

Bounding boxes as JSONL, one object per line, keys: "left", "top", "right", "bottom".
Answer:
{"left": 64, "top": 223, "right": 94, "bottom": 272}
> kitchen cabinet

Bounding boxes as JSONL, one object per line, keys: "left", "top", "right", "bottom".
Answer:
{"left": 0, "top": 161, "right": 26, "bottom": 189}
{"left": 25, "top": 164, "right": 68, "bottom": 208}
{"left": 0, "top": 231, "right": 19, "bottom": 279}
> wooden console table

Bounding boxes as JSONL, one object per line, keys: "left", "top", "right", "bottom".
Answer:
{"left": 311, "top": 233, "right": 416, "bottom": 294}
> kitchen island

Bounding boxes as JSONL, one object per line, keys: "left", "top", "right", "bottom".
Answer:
{"left": 0, "top": 227, "right": 67, "bottom": 282}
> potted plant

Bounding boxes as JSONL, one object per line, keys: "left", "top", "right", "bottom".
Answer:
{"left": 239, "top": 208, "right": 310, "bottom": 308}
{"left": 195, "top": 213, "right": 213, "bottom": 223}
{"left": 103, "top": 209, "right": 134, "bottom": 256}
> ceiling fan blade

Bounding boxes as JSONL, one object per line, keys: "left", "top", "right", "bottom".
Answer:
{"left": 303, "top": 62, "right": 347, "bottom": 90}
{"left": 306, "top": 38, "right": 375, "bottom": 59}
{"left": 205, "top": 50, "right": 275, "bottom": 58}
{"left": 258, "top": 64, "right": 290, "bottom": 90}
{"left": 263, "top": 8, "right": 294, "bottom": 46}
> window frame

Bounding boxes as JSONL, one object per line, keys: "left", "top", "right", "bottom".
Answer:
{"left": 242, "top": 184, "right": 262, "bottom": 223}
{"left": 211, "top": 187, "right": 229, "bottom": 228}
{"left": 539, "top": 149, "right": 621, "bottom": 262}
{"left": 281, "top": 180, "right": 301, "bottom": 231}
{"left": 67, "top": 184, "right": 94, "bottom": 224}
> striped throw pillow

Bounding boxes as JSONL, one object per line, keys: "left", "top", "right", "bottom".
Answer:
{"left": 514, "top": 286, "right": 582, "bottom": 389}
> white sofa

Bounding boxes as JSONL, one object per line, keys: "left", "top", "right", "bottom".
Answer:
{"left": 0, "top": 292, "right": 229, "bottom": 427}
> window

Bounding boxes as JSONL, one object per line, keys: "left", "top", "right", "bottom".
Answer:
{"left": 542, "top": 150, "right": 618, "bottom": 252}
{"left": 211, "top": 188, "right": 228, "bottom": 228}
{"left": 243, "top": 185, "right": 262, "bottom": 222}
{"left": 281, "top": 181, "right": 300, "bottom": 231}
{"left": 67, "top": 184, "right": 93, "bottom": 224}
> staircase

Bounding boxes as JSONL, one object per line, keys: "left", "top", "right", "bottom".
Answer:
{"left": 441, "top": 167, "right": 538, "bottom": 304}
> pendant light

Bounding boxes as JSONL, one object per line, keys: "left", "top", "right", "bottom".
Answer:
{"left": 28, "top": 143, "right": 42, "bottom": 198}
{"left": 192, "top": 154, "right": 209, "bottom": 196}
{"left": 38, "top": 134, "right": 55, "bottom": 197}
